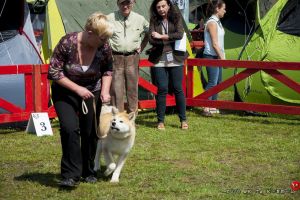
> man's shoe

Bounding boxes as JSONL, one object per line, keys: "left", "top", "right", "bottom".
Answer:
{"left": 59, "top": 178, "right": 79, "bottom": 188}
{"left": 83, "top": 176, "right": 97, "bottom": 183}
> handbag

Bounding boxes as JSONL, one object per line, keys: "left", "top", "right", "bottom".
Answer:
{"left": 174, "top": 32, "right": 186, "bottom": 52}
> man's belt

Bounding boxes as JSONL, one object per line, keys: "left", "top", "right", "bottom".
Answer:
{"left": 112, "top": 51, "right": 136, "bottom": 56}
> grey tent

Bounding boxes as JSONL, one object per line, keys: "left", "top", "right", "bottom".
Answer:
{"left": 0, "top": 0, "right": 41, "bottom": 113}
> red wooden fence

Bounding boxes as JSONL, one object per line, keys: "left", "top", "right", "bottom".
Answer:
{"left": 185, "top": 59, "right": 300, "bottom": 115}
{"left": 0, "top": 64, "right": 55, "bottom": 123}
{"left": 0, "top": 59, "right": 300, "bottom": 124}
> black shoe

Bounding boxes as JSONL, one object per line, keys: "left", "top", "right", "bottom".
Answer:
{"left": 59, "top": 178, "right": 79, "bottom": 188}
{"left": 83, "top": 175, "right": 97, "bottom": 183}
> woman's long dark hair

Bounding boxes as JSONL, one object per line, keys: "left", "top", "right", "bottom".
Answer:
{"left": 206, "top": 0, "right": 225, "bottom": 17}
{"left": 149, "top": 0, "right": 180, "bottom": 24}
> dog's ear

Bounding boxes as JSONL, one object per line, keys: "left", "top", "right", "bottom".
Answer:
{"left": 112, "top": 106, "right": 119, "bottom": 115}
{"left": 128, "top": 112, "right": 136, "bottom": 121}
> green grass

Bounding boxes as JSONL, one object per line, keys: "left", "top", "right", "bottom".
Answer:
{"left": 1, "top": 105, "right": 300, "bottom": 199}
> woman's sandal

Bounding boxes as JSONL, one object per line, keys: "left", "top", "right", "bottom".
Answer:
{"left": 157, "top": 122, "right": 165, "bottom": 130}
{"left": 181, "top": 121, "right": 188, "bottom": 130}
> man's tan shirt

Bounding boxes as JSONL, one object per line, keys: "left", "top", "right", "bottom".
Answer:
{"left": 107, "top": 11, "right": 149, "bottom": 53}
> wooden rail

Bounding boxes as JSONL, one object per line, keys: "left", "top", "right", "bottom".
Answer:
{"left": 0, "top": 59, "right": 299, "bottom": 124}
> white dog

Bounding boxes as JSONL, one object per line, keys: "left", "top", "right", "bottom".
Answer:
{"left": 94, "top": 105, "right": 136, "bottom": 183}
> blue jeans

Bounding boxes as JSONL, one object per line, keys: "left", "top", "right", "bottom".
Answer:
{"left": 203, "top": 54, "right": 223, "bottom": 100}
{"left": 152, "top": 66, "right": 186, "bottom": 123}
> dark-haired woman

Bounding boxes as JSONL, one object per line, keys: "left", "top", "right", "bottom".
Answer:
{"left": 202, "top": 0, "right": 226, "bottom": 116}
{"left": 148, "top": 0, "right": 188, "bottom": 130}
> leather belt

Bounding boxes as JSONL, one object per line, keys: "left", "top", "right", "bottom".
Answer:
{"left": 112, "top": 51, "right": 136, "bottom": 56}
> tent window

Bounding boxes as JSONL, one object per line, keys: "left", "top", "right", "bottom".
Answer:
{"left": 259, "top": 0, "right": 278, "bottom": 19}
{"left": 0, "top": 31, "right": 19, "bottom": 43}
{"left": 277, "top": 0, "right": 300, "bottom": 36}
{"left": 0, "top": 0, "right": 24, "bottom": 31}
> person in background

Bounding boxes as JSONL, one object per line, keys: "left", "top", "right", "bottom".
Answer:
{"left": 202, "top": 0, "right": 226, "bottom": 116}
{"left": 108, "top": 0, "right": 149, "bottom": 114}
{"left": 170, "top": 0, "right": 189, "bottom": 24}
{"left": 193, "top": 17, "right": 205, "bottom": 31}
{"left": 148, "top": 0, "right": 188, "bottom": 130}
{"left": 48, "top": 12, "right": 113, "bottom": 188}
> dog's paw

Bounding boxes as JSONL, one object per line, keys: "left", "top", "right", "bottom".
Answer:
{"left": 104, "top": 163, "right": 116, "bottom": 176}
{"left": 108, "top": 163, "right": 116, "bottom": 171}
{"left": 110, "top": 178, "right": 119, "bottom": 183}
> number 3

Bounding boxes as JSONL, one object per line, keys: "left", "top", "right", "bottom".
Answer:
{"left": 40, "top": 122, "right": 47, "bottom": 131}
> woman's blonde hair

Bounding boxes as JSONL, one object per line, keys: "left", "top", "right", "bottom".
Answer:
{"left": 85, "top": 12, "right": 113, "bottom": 39}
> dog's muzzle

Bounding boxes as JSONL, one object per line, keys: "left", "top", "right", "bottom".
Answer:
{"left": 111, "top": 122, "right": 120, "bottom": 131}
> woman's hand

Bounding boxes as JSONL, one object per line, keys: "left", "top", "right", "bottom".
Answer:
{"left": 76, "top": 86, "right": 94, "bottom": 100}
{"left": 151, "top": 31, "right": 162, "bottom": 39}
{"left": 100, "top": 92, "right": 111, "bottom": 103}
{"left": 100, "top": 75, "right": 112, "bottom": 103}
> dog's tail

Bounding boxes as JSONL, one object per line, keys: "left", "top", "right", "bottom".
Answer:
{"left": 97, "top": 112, "right": 113, "bottom": 139}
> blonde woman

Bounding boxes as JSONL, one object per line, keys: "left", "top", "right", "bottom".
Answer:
{"left": 48, "top": 12, "right": 113, "bottom": 187}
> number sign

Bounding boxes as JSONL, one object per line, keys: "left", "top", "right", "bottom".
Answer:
{"left": 26, "top": 113, "right": 53, "bottom": 136}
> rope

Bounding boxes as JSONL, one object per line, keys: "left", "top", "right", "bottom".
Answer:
{"left": 82, "top": 99, "right": 88, "bottom": 115}
{"left": 19, "top": 29, "right": 44, "bottom": 64}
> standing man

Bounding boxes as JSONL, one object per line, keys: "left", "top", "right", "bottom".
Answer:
{"left": 108, "top": 0, "right": 149, "bottom": 114}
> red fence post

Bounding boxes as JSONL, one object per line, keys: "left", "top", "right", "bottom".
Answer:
{"left": 32, "top": 64, "right": 42, "bottom": 112}
{"left": 186, "top": 62, "right": 194, "bottom": 99}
